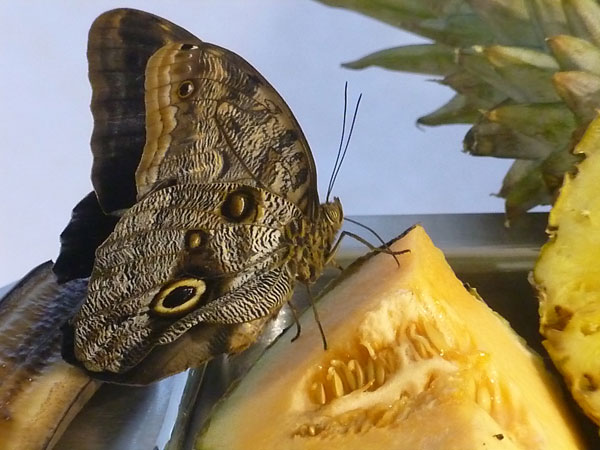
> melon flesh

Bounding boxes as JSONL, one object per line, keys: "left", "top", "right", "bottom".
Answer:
{"left": 197, "top": 225, "right": 584, "bottom": 450}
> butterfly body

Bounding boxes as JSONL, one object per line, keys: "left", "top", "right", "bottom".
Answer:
{"left": 66, "top": 9, "right": 343, "bottom": 382}
{"left": 284, "top": 198, "right": 343, "bottom": 284}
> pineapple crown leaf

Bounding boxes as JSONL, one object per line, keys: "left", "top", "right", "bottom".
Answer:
{"left": 315, "top": 0, "right": 600, "bottom": 218}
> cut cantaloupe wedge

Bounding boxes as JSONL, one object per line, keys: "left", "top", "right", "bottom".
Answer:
{"left": 196, "top": 225, "right": 585, "bottom": 450}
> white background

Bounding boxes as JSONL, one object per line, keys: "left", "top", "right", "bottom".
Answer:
{"left": 0, "top": 1, "right": 514, "bottom": 285}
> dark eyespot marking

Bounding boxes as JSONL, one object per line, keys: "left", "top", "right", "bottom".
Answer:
{"left": 228, "top": 117, "right": 242, "bottom": 135}
{"left": 180, "top": 43, "right": 199, "bottom": 50}
{"left": 151, "top": 278, "right": 206, "bottom": 317}
{"left": 163, "top": 286, "right": 196, "bottom": 308}
{"left": 242, "top": 73, "right": 261, "bottom": 96}
{"left": 177, "top": 80, "right": 195, "bottom": 99}
{"left": 185, "top": 229, "right": 210, "bottom": 250}
{"left": 295, "top": 167, "right": 308, "bottom": 185}
{"left": 279, "top": 129, "right": 298, "bottom": 148}
{"left": 221, "top": 187, "right": 262, "bottom": 223}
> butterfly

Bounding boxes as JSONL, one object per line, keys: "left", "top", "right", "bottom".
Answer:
{"left": 61, "top": 8, "right": 344, "bottom": 384}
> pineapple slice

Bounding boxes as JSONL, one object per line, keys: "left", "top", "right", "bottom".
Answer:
{"left": 197, "top": 226, "right": 585, "bottom": 449}
{"left": 534, "top": 114, "right": 600, "bottom": 425}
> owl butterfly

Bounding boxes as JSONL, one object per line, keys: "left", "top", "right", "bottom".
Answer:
{"left": 61, "top": 8, "right": 345, "bottom": 384}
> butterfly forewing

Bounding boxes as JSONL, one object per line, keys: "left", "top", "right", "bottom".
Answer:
{"left": 138, "top": 42, "right": 319, "bottom": 216}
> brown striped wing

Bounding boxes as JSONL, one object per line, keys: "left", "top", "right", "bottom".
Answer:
{"left": 137, "top": 41, "right": 319, "bottom": 217}
{"left": 88, "top": 8, "right": 200, "bottom": 213}
{"left": 77, "top": 9, "right": 322, "bottom": 380}
{"left": 53, "top": 10, "right": 193, "bottom": 281}
{"left": 71, "top": 182, "right": 299, "bottom": 374}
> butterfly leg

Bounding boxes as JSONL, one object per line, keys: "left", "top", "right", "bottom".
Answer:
{"left": 323, "top": 240, "right": 345, "bottom": 272}
{"left": 327, "top": 231, "right": 409, "bottom": 268}
{"left": 305, "top": 284, "right": 328, "bottom": 351}
{"left": 330, "top": 259, "right": 345, "bottom": 273}
{"left": 288, "top": 301, "right": 302, "bottom": 343}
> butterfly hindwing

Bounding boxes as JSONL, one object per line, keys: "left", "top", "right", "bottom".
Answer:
{"left": 73, "top": 182, "right": 300, "bottom": 372}
{"left": 88, "top": 9, "right": 200, "bottom": 213}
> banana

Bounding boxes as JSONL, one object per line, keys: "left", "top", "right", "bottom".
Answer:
{"left": 0, "top": 262, "right": 100, "bottom": 450}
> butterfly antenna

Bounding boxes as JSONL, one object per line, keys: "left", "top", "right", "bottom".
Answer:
{"left": 327, "top": 82, "right": 349, "bottom": 203}
{"left": 330, "top": 92, "right": 362, "bottom": 197}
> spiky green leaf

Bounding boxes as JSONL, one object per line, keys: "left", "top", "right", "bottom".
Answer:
{"left": 466, "top": 0, "right": 543, "bottom": 47}
{"left": 499, "top": 160, "right": 552, "bottom": 222}
{"left": 563, "top": 0, "right": 600, "bottom": 47}
{"left": 458, "top": 46, "right": 529, "bottom": 100}
{"left": 317, "top": 0, "right": 473, "bottom": 21}
{"left": 527, "top": 0, "right": 570, "bottom": 39}
{"left": 464, "top": 120, "right": 554, "bottom": 159}
{"left": 443, "top": 70, "right": 508, "bottom": 108}
{"left": 483, "top": 46, "right": 561, "bottom": 102}
{"left": 553, "top": 70, "right": 600, "bottom": 122}
{"left": 415, "top": 14, "right": 497, "bottom": 46}
{"left": 485, "top": 103, "right": 577, "bottom": 148}
{"left": 539, "top": 147, "right": 582, "bottom": 193}
{"left": 316, "top": 0, "right": 495, "bottom": 46}
{"left": 417, "top": 94, "right": 480, "bottom": 125}
{"left": 548, "top": 35, "right": 600, "bottom": 75}
{"left": 342, "top": 44, "right": 457, "bottom": 75}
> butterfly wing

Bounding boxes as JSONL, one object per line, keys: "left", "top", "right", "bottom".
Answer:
{"left": 71, "top": 182, "right": 299, "bottom": 373}
{"left": 53, "top": 192, "right": 120, "bottom": 283}
{"left": 88, "top": 9, "right": 200, "bottom": 213}
{"left": 51, "top": 9, "right": 197, "bottom": 281}
{"left": 137, "top": 41, "right": 319, "bottom": 216}
{"left": 89, "top": 8, "right": 319, "bottom": 218}
{"left": 74, "top": 9, "right": 321, "bottom": 380}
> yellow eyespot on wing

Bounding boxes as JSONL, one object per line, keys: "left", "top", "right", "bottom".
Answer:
{"left": 151, "top": 278, "right": 206, "bottom": 317}
{"left": 177, "top": 79, "right": 195, "bottom": 99}
{"left": 221, "top": 187, "right": 263, "bottom": 223}
{"left": 185, "top": 229, "right": 209, "bottom": 249}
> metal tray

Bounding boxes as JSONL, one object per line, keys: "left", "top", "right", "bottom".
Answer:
{"left": 52, "top": 213, "right": 562, "bottom": 450}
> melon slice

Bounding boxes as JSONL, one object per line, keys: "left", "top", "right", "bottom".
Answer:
{"left": 196, "top": 225, "right": 584, "bottom": 450}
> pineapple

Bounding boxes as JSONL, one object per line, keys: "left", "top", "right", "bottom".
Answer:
{"left": 316, "top": 0, "right": 600, "bottom": 221}
{"left": 534, "top": 114, "right": 600, "bottom": 426}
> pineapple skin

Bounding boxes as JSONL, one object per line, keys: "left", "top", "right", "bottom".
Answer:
{"left": 534, "top": 114, "right": 600, "bottom": 426}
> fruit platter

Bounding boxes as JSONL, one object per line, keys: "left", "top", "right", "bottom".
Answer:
{"left": 5, "top": 3, "right": 600, "bottom": 449}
